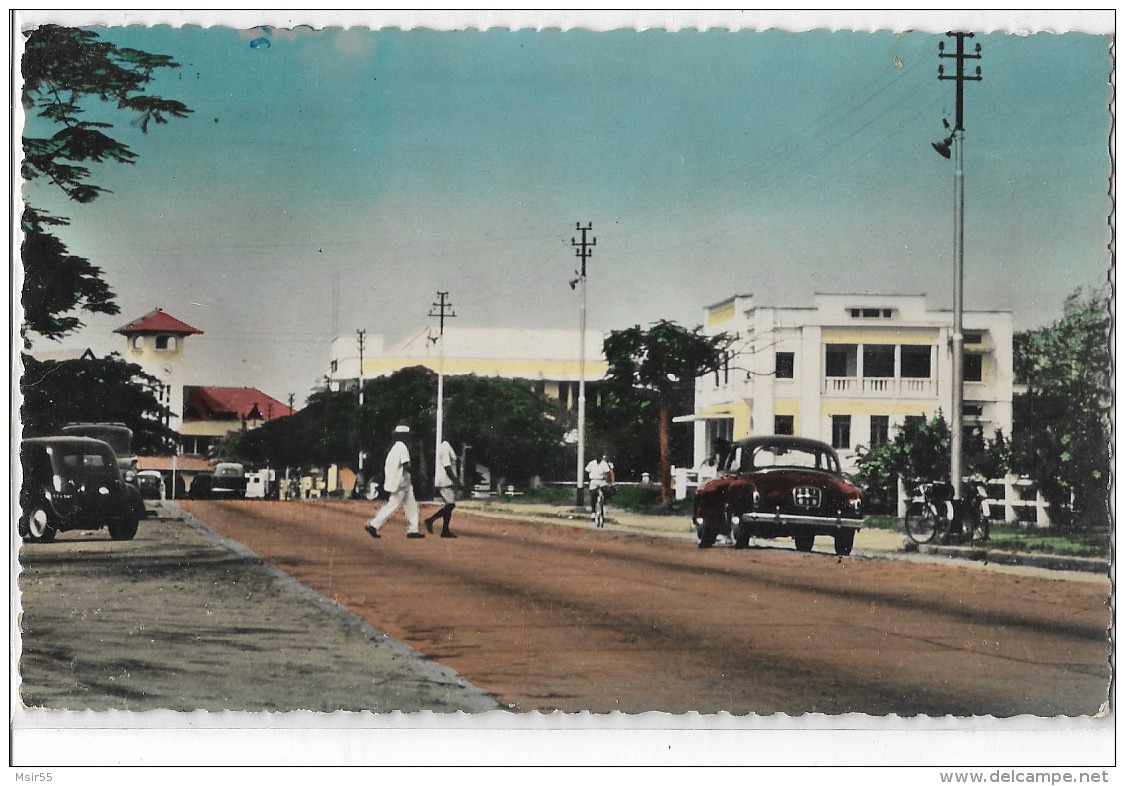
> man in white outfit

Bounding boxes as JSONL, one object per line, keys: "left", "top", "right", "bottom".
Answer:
{"left": 365, "top": 424, "right": 423, "bottom": 539}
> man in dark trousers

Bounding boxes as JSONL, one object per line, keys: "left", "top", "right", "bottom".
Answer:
{"left": 424, "top": 435, "right": 462, "bottom": 538}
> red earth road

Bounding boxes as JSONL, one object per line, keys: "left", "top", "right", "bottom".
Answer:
{"left": 180, "top": 498, "right": 1112, "bottom": 717}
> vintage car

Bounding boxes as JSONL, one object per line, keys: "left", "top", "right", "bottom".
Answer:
{"left": 60, "top": 422, "right": 138, "bottom": 485}
{"left": 210, "top": 462, "right": 247, "bottom": 497}
{"left": 18, "top": 436, "right": 145, "bottom": 543}
{"left": 691, "top": 436, "right": 863, "bottom": 556}
{"left": 136, "top": 469, "right": 165, "bottom": 500}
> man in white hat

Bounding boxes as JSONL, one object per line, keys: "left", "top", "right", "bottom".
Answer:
{"left": 365, "top": 424, "right": 423, "bottom": 539}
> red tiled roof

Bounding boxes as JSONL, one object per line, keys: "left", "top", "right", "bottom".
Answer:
{"left": 115, "top": 308, "right": 204, "bottom": 336}
{"left": 184, "top": 386, "right": 296, "bottom": 422}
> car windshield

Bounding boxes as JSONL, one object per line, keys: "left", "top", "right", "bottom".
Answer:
{"left": 741, "top": 443, "right": 839, "bottom": 474}
{"left": 50, "top": 446, "right": 117, "bottom": 480}
{"left": 61, "top": 426, "right": 132, "bottom": 456}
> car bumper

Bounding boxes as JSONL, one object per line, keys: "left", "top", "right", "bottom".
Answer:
{"left": 735, "top": 512, "right": 863, "bottom": 531}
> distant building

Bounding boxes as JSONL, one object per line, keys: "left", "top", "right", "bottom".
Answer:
{"left": 327, "top": 325, "right": 608, "bottom": 412}
{"left": 180, "top": 386, "right": 296, "bottom": 456}
{"left": 680, "top": 293, "right": 1014, "bottom": 473}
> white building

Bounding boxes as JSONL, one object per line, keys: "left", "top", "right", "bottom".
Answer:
{"left": 680, "top": 293, "right": 1014, "bottom": 473}
{"left": 328, "top": 326, "right": 608, "bottom": 412}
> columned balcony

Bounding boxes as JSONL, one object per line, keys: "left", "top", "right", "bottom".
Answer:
{"left": 823, "top": 376, "right": 937, "bottom": 397}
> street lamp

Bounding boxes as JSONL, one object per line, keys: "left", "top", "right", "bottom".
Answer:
{"left": 570, "top": 222, "right": 595, "bottom": 508}
{"left": 935, "top": 31, "right": 982, "bottom": 501}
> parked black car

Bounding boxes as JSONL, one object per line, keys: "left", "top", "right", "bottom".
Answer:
{"left": 18, "top": 437, "right": 145, "bottom": 543}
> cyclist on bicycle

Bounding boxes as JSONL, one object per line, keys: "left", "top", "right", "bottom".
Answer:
{"left": 585, "top": 451, "right": 615, "bottom": 524}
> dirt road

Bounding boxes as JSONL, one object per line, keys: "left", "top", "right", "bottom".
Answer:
{"left": 167, "top": 498, "right": 1110, "bottom": 717}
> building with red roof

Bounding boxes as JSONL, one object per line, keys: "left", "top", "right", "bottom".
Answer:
{"left": 180, "top": 386, "right": 296, "bottom": 456}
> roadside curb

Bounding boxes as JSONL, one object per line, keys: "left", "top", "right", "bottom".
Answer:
{"left": 153, "top": 500, "right": 503, "bottom": 713}
{"left": 910, "top": 542, "right": 1110, "bottom": 575}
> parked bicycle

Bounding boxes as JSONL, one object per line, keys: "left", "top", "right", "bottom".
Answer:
{"left": 903, "top": 477, "right": 991, "bottom": 546}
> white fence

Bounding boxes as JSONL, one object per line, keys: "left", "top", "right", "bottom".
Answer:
{"left": 898, "top": 474, "right": 1054, "bottom": 527}
{"left": 671, "top": 466, "right": 718, "bottom": 500}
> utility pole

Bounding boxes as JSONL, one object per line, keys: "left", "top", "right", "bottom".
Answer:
{"left": 570, "top": 222, "right": 595, "bottom": 508}
{"left": 356, "top": 329, "right": 366, "bottom": 406}
{"left": 429, "top": 291, "right": 456, "bottom": 485}
{"left": 355, "top": 329, "right": 366, "bottom": 491}
{"left": 936, "top": 31, "right": 982, "bottom": 501}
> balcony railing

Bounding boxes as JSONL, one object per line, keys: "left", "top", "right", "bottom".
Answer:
{"left": 823, "top": 376, "right": 936, "bottom": 397}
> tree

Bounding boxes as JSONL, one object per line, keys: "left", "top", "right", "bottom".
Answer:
{"left": 232, "top": 369, "right": 567, "bottom": 492}
{"left": 853, "top": 415, "right": 1010, "bottom": 515}
{"left": 20, "top": 24, "right": 192, "bottom": 344}
{"left": 20, "top": 352, "right": 178, "bottom": 453}
{"left": 1011, "top": 288, "right": 1111, "bottom": 529}
{"left": 602, "top": 320, "right": 733, "bottom": 504}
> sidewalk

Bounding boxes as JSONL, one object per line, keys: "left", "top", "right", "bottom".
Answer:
{"left": 457, "top": 499, "right": 1110, "bottom": 577}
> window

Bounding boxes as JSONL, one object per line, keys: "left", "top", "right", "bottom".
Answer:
{"left": 964, "top": 353, "right": 983, "bottom": 382}
{"left": 831, "top": 415, "right": 852, "bottom": 450}
{"left": 850, "top": 308, "right": 893, "bottom": 319}
{"left": 903, "top": 415, "right": 926, "bottom": 431}
{"left": 825, "top": 344, "right": 858, "bottom": 377}
{"left": 775, "top": 352, "right": 795, "bottom": 379}
{"left": 156, "top": 335, "right": 177, "bottom": 351}
{"left": 132, "top": 336, "right": 144, "bottom": 350}
{"left": 774, "top": 415, "right": 794, "bottom": 436}
{"left": 863, "top": 345, "right": 895, "bottom": 377}
{"left": 900, "top": 345, "right": 932, "bottom": 378}
{"left": 870, "top": 415, "right": 890, "bottom": 446}
{"left": 964, "top": 332, "right": 983, "bottom": 345}
{"left": 963, "top": 404, "right": 983, "bottom": 417}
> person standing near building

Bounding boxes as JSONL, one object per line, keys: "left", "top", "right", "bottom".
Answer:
{"left": 365, "top": 424, "right": 424, "bottom": 539}
{"left": 424, "top": 435, "right": 462, "bottom": 538}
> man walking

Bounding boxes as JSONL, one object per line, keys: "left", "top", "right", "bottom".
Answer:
{"left": 424, "top": 435, "right": 462, "bottom": 538}
{"left": 365, "top": 424, "right": 424, "bottom": 539}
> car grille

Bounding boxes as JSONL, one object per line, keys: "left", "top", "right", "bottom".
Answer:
{"left": 793, "top": 486, "right": 822, "bottom": 509}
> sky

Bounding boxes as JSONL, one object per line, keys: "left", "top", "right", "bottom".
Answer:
{"left": 16, "top": 10, "right": 1114, "bottom": 408}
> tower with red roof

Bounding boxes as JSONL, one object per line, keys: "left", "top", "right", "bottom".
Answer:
{"left": 115, "top": 308, "right": 203, "bottom": 432}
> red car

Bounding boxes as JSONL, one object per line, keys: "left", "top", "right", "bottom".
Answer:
{"left": 692, "top": 436, "right": 863, "bottom": 555}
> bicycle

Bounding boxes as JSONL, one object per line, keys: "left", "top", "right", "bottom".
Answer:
{"left": 903, "top": 478, "right": 991, "bottom": 545}
{"left": 591, "top": 484, "right": 611, "bottom": 529}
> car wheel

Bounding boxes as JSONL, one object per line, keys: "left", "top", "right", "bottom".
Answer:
{"left": 21, "top": 507, "right": 57, "bottom": 544}
{"left": 108, "top": 512, "right": 139, "bottom": 541}
{"left": 834, "top": 528, "right": 855, "bottom": 556}
{"left": 793, "top": 531, "right": 815, "bottom": 552}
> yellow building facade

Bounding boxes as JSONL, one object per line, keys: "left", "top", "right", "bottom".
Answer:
{"left": 328, "top": 326, "right": 608, "bottom": 411}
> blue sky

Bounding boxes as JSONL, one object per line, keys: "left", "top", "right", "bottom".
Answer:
{"left": 19, "top": 11, "right": 1114, "bottom": 406}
